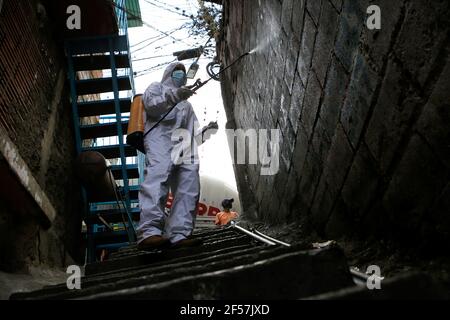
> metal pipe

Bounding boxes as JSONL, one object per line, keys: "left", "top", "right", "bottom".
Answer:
{"left": 350, "top": 268, "right": 369, "bottom": 280}
{"left": 230, "top": 221, "right": 277, "bottom": 246}
{"left": 349, "top": 268, "right": 369, "bottom": 286}
{"left": 98, "top": 215, "right": 113, "bottom": 231}
{"left": 251, "top": 229, "right": 291, "bottom": 247}
{"left": 232, "top": 221, "right": 382, "bottom": 288}
{"left": 189, "top": 52, "right": 250, "bottom": 92}
{"left": 213, "top": 52, "right": 250, "bottom": 79}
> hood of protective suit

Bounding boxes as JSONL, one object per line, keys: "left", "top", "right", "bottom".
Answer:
{"left": 161, "top": 62, "right": 186, "bottom": 88}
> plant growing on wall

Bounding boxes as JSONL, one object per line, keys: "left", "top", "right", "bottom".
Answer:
{"left": 185, "top": 0, "right": 221, "bottom": 57}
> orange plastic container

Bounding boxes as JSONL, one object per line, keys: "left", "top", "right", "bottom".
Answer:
{"left": 126, "top": 94, "right": 145, "bottom": 153}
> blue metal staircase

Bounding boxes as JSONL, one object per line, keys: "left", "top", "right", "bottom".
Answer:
{"left": 65, "top": 28, "right": 142, "bottom": 263}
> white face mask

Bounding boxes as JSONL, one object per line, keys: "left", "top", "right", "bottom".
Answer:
{"left": 172, "top": 70, "right": 187, "bottom": 87}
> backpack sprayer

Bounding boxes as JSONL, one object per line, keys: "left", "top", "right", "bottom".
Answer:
{"left": 126, "top": 51, "right": 251, "bottom": 153}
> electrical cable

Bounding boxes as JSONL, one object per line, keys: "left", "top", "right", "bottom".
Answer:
{"left": 108, "top": 0, "right": 217, "bottom": 80}
{"left": 110, "top": 0, "right": 215, "bottom": 53}
{"left": 106, "top": 166, "right": 134, "bottom": 240}
{"left": 109, "top": 0, "right": 221, "bottom": 136}
{"left": 116, "top": 180, "right": 137, "bottom": 234}
{"left": 143, "top": 0, "right": 192, "bottom": 19}
{"left": 131, "top": 26, "right": 186, "bottom": 53}
{"left": 131, "top": 33, "right": 162, "bottom": 47}
{"left": 153, "top": 0, "right": 193, "bottom": 13}
{"left": 134, "top": 58, "right": 178, "bottom": 77}
{"left": 98, "top": 215, "right": 114, "bottom": 231}
{"left": 131, "top": 30, "right": 194, "bottom": 56}
{"left": 107, "top": 0, "right": 192, "bottom": 46}
{"left": 206, "top": 61, "right": 221, "bottom": 80}
{"left": 132, "top": 54, "right": 174, "bottom": 62}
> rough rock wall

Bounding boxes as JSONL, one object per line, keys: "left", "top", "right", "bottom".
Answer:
{"left": 0, "top": 0, "right": 81, "bottom": 271}
{"left": 218, "top": 0, "right": 450, "bottom": 250}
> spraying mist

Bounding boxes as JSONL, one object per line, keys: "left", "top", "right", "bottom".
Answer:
{"left": 248, "top": 12, "right": 280, "bottom": 55}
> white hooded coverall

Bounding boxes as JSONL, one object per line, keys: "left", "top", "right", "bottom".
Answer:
{"left": 137, "top": 62, "right": 201, "bottom": 244}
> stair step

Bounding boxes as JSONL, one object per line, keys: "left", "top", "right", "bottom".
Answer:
{"left": 128, "top": 185, "right": 139, "bottom": 200}
{"left": 76, "top": 76, "right": 131, "bottom": 95}
{"left": 22, "top": 245, "right": 282, "bottom": 300}
{"left": 85, "top": 234, "right": 252, "bottom": 276}
{"left": 110, "top": 164, "right": 140, "bottom": 180}
{"left": 82, "top": 144, "right": 137, "bottom": 159}
{"left": 78, "top": 99, "right": 131, "bottom": 117}
{"left": 9, "top": 243, "right": 256, "bottom": 300}
{"left": 192, "top": 229, "right": 237, "bottom": 242}
{"left": 92, "top": 230, "right": 129, "bottom": 244}
{"left": 12, "top": 246, "right": 354, "bottom": 300}
{"left": 96, "top": 242, "right": 131, "bottom": 251}
{"left": 86, "top": 208, "right": 140, "bottom": 224}
{"left": 305, "top": 272, "right": 448, "bottom": 300}
{"left": 106, "top": 228, "right": 239, "bottom": 262}
{"left": 84, "top": 247, "right": 352, "bottom": 300}
{"left": 73, "top": 54, "right": 130, "bottom": 71}
{"left": 89, "top": 200, "right": 139, "bottom": 210}
{"left": 103, "top": 244, "right": 257, "bottom": 272}
{"left": 80, "top": 121, "right": 129, "bottom": 140}
{"left": 107, "top": 233, "right": 243, "bottom": 263}
{"left": 8, "top": 230, "right": 256, "bottom": 299}
{"left": 67, "top": 35, "right": 129, "bottom": 55}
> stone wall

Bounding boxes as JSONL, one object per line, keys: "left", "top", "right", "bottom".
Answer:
{"left": 0, "top": 0, "right": 82, "bottom": 271}
{"left": 218, "top": 0, "right": 450, "bottom": 250}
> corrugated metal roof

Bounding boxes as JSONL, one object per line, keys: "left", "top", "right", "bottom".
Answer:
{"left": 126, "top": 0, "right": 143, "bottom": 28}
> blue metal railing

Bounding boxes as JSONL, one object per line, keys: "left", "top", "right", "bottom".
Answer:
{"left": 114, "top": 0, "right": 136, "bottom": 96}
{"left": 64, "top": 0, "right": 145, "bottom": 261}
{"left": 114, "top": 0, "right": 143, "bottom": 183}
{"left": 115, "top": 0, "right": 128, "bottom": 36}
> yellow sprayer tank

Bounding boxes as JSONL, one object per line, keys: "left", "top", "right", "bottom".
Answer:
{"left": 126, "top": 94, "right": 145, "bottom": 153}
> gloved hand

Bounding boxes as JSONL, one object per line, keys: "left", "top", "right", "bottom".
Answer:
{"left": 206, "top": 121, "right": 219, "bottom": 130}
{"left": 202, "top": 121, "right": 219, "bottom": 142}
{"left": 175, "top": 87, "right": 195, "bottom": 101}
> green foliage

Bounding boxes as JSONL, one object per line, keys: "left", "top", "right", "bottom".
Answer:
{"left": 188, "top": 0, "right": 222, "bottom": 39}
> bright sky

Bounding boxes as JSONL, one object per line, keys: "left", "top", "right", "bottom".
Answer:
{"left": 127, "top": 0, "right": 238, "bottom": 192}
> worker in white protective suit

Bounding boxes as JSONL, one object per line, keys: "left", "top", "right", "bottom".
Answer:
{"left": 137, "top": 62, "right": 218, "bottom": 251}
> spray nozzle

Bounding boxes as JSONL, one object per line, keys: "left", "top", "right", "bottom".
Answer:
{"left": 187, "top": 52, "right": 251, "bottom": 92}
{"left": 186, "top": 78, "right": 204, "bottom": 92}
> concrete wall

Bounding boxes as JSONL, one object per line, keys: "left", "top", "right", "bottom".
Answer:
{"left": 218, "top": 0, "right": 450, "bottom": 250}
{"left": 0, "top": 0, "right": 82, "bottom": 272}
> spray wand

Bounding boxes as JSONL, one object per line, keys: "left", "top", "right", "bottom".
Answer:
{"left": 188, "top": 51, "right": 251, "bottom": 134}
{"left": 187, "top": 52, "right": 250, "bottom": 92}
{"left": 142, "top": 52, "right": 251, "bottom": 139}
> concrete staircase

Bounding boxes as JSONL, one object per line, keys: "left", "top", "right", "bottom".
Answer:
{"left": 10, "top": 227, "right": 355, "bottom": 300}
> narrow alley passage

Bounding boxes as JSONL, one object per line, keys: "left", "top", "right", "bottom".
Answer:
{"left": 1, "top": 0, "right": 449, "bottom": 304}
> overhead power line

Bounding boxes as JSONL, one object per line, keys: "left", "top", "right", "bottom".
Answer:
{"left": 132, "top": 54, "right": 174, "bottom": 62}
{"left": 143, "top": 0, "right": 192, "bottom": 19}
{"left": 107, "top": 0, "right": 191, "bottom": 46}
{"left": 131, "top": 24, "right": 186, "bottom": 49}
{"left": 134, "top": 58, "right": 178, "bottom": 77}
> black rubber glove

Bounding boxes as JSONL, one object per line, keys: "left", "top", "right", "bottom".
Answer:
{"left": 175, "top": 87, "right": 195, "bottom": 101}
{"left": 202, "top": 121, "right": 219, "bottom": 142}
